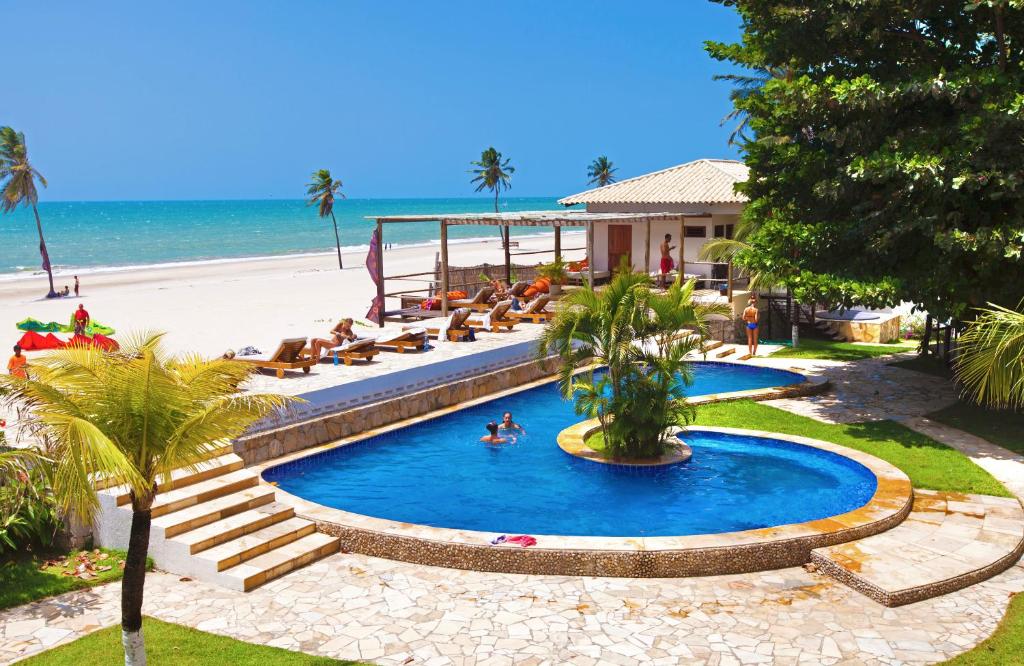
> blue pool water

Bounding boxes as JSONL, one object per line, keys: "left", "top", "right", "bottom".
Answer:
{"left": 265, "top": 363, "right": 877, "bottom": 537}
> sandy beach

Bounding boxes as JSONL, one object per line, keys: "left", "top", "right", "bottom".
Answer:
{"left": 1, "top": 232, "right": 584, "bottom": 359}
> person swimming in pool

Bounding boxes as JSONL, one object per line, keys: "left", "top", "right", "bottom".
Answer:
{"left": 480, "top": 421, "right": 507, "bottom": 445}
{"left": 742, "top": 297, "right": 760, "bottom": 357}
{"left": 498, "top": 411, "right": 525, "bottom": 435}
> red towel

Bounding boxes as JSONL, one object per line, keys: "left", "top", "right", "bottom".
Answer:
{"left": 505, "top": 535, "right": 537, "bottom": 548}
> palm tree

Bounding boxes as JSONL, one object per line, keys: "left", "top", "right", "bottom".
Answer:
{"left": 0, "top": 127, "right": 57, "bottom": 298}
{"left": 470, "top": 147, "right": 515, "bottom": 280}
{"left": 956, "top": 302, "right": 1024, "bottom": 409}
{"left": 714, "top": 66, "right": 791, "bottom": 147}
{"left": 587, "top": 156, "right": 617, "bottom": 187}
{"left": 0, "top": 334, "right": 290, "bottom": 665}
{"left": 538, "top": 269, "right": 714, "bottom": 458}
{"left": 306, "top": 169, "right": 345, "bottom": 270}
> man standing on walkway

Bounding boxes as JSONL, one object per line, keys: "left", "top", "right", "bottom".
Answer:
{"left": 659, "top": 234, "right": 676, "bottom": 289}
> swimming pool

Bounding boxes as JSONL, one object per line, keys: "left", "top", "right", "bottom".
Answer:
{"left": 264, "top": 362, "right": 876, "bottom": 538}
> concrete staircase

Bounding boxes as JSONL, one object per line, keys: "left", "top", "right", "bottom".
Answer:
{"left": 811, "top": 490, "right": 1024, "bottom": 607}
{"left": 93, "top": 448, "right": 339, "bottom": 592}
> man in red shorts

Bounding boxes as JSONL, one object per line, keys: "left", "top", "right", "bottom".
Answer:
{"left": 73, "top": 303, "right": 90, "bottom": 335}
{"left": 658, "top": 233, "right": 676, "bottom": 288}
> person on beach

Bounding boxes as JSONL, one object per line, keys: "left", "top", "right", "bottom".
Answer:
{"left": 7, "top": 345, "right": 28, "bottom": 379}
{"left": 489, "top": 278, "right": 509, "bottom": 303}
{"left": 659, "top": 234, "right": 676, "bottom": 288}
{"left": 73, "top": 276, "right": 79, "bottom": 297}
{"left": 61, "top": 285, "right": 70, "bottom": 297}
{"left": 742, "top": 298, "right": 760, "bottom": 356}
{"left": 73, "top": 303, "right": 90, "bottom": 335}
{"left": 498, "top": 411, "right": 525, "bottom": 435}
{"left": 310, "top": 317, "right": 358, "bottom": 359}
{"left": 480, "top": 421, "right": 507, "bottom": 445}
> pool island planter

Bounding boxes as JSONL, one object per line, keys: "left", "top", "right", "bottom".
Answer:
{"left": 260, "top": 426, "right": 912, "bottom": 578}
{"left": 557, "top": 421, "right": 693, "bottom": 467}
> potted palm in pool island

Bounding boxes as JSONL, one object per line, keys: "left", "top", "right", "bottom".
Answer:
{"left": 539, "top": 271, "right": 728, "bottom": 462}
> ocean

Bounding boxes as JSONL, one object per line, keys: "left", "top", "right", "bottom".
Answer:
{"left": 0, "top": 197, "right": 572, "bottom": 278}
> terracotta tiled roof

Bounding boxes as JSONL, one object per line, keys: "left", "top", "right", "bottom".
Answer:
{"left": 559, "top": 159, "right": 748, "bottom": 206}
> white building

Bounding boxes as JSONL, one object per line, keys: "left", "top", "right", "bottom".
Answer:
{"left": 558, "top": 158, "right": 748, "bottom": 282}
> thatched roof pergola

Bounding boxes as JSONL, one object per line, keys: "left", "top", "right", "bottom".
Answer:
{"left": 368, "top": 210, "right": 689, "bottom": 323}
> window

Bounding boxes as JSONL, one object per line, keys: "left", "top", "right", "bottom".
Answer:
{"left": 713, "top": 224, "right": 735, "bottom": 239}
{"left": 684, "top": 225, "right": 707, "bottom": 238}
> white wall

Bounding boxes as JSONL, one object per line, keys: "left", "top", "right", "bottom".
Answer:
{"left": 590, "top": 214, "right": 740, "bottom": 277}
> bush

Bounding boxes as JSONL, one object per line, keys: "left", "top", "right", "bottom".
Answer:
{"left": 0, "top": 453, "right": 60, "bottom": 554}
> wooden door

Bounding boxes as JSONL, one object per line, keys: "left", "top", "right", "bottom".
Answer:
{"left": 607, "top": 225, "right": 632, "bottom": 273}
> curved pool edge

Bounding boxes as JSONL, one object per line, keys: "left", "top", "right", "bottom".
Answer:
{"left": 258, "top": 425, "right": 912, "bottom": 578}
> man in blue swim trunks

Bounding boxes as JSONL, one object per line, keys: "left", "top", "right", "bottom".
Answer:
{"left": 742, "top": 297, "right": 760, "bottom": 356}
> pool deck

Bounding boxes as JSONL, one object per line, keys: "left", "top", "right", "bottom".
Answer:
{"left": 3, "top": 349, "right": 1024, "bottom": 664}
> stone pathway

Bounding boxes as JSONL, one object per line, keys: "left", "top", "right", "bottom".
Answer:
{"left": 2, "top": 551, "right": 1022, "bottom": 665}
{"left": 3, "top": 350, "right": 1024, "bottom": 665}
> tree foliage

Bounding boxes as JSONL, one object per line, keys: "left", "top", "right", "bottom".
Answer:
{"left": 707, "top": 1, "right": 1024, "bottom": 319}
{"left": 956, "top": 300, "right": 1024, "bottom": 408}
{"left": 306, "top": 169, "right": 345, "bottom": 270}
{"left": 587, "top": 156, "right": 617, "bottom": 187}
{"left": 539, "top": 270, "right": 728, "bottom": 459}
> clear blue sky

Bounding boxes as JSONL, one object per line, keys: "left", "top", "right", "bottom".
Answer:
{"left": 6, "top": 1, "right": 742, "bottom": 201}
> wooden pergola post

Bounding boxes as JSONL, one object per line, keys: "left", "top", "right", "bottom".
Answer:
{"left": 376, "top": 218, "right": 385, "bottom": 327}
{"left": 678, "top": 218, "right": 685, "bottom": 280}
{"left": 727, "top": 260, "right": 733, "bottom": 301}
{"left": 503, "top": 222, "right": 512, "bottom": 285}
{"left": 644, "top": 218, "right": 651, "bottom": 277}
{"left": 440, "top": 220, "right": 450, "bottom": 318}
{"left": 586, "top": 221, "right": 595, "bottom": 286}
{"left": 554, "top": 225, "right": 561, "bottom": 260}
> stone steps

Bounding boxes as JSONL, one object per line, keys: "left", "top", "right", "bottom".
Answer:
{"left": 94, "top": 452, "right": 338, "bottom": 592}
{"left": 811, "top": 490, "right": 1024, "bottom": 607}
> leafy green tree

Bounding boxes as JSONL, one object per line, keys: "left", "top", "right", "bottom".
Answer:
{"left": 0, "top": 127, "right": 57, "bottom": 298}
{"left": 539, "top": 269, "right": 723, "bottom": 459}
{"left": 586, "top": 156, "right": 617, "bottom": 187}
{"left": 306, "top": 169, "right": 345, "bottom": 270}
{"left": 470, "top": 147, "right": 515, "bottom": 280}
{"left": 956, "top": 301, "right": 1024, "bottom": 408}
{"left": 0, "top": 334, "right": 289, "bottom": 665}
{"left": 706, "top": 1, "right": 1024, "bottom": 321}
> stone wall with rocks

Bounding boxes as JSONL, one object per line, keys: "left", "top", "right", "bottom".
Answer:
{"left": 235, "top": 357, "right": 560, "bottom": 465}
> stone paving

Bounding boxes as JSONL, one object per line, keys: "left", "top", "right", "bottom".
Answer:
{"left": 2, "top": 348, "right": 1023, "bottom": 665}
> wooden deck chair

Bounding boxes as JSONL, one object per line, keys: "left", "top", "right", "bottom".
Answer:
{"left": 374, "top": 328, "right": 428, "bottom": 353}
{"left": 467, "top": 300, "right": 516, "bottom": 332}
{"left": 407, "top": 308, "right": 474, "bottom": 341}
{"left": 509, "top": 281, "right": 530, "bottom": 298}
{"left": 449, "top": 286, "right": 494, "bottom": 312}
{"left": 324, "top": 337, "right": 379, "bottom": 366}
{"left": 238, "top": 337, "right": 316, "bottom": 378}
{"left": 508, "top": 295, "right": 552, "bottom": 324}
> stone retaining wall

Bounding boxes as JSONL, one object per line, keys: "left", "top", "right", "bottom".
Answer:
{"left": 235, "top": 356, "right": 560, "bottom": 465}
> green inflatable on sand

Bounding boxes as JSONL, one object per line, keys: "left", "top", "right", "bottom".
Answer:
{"left": 15, "top": 317, "right": 62, "bottom": 332}
{"left": 16, "top": 316, "right": 115, "bottom": 336}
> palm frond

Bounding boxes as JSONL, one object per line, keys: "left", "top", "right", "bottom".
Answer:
{"left": 956, "top": 302, "right": 1024, "bottom": 409}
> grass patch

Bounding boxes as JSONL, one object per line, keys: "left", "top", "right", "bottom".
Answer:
{"left": 929, "top": 401, "right": 1024, "bottom": 456}
{"left": 941, "top": 593, "right": 1024, "bottom": 665}
{"left": 889, "top": 354, "right": 954, "bottom": 379}
{"left": 0, "top": 548, "right": 147, "bottom": 611}
{"left": 19, "top": 617, "right": 359, "bottom": 665}
{"left": 691, "top": 400, "right": 1010, "bottom": 497}
{"left": 770, "top": 338, "right": 916, "bottom": 361}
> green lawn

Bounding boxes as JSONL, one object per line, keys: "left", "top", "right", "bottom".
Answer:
{"left": 769, "top": 338, "right": 916, "bottom": 361}
{"left": 942, "top": 593, "right": 1024, "bottom": 665}
{"left": 0, "top": 548, "right": 145, "bottom": 611}
{"left": 688, "top": 401, "right": 1010, "bottom": 496}
{"left": 20, "top": 617, "right": 359, "bottom": 665}
{"left": 928, "top": 401, "right": 1024, "bottom": 456}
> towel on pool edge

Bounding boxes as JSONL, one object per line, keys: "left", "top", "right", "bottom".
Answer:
{"left": 490, "top": 534, "right": 537, "bottom": 547}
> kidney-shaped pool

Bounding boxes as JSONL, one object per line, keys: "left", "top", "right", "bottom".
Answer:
{"left": 264, "top": 362, "right": 874, "bottom": 537}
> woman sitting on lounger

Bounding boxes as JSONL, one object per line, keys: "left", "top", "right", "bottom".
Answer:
{"left": 489, "top": 279, "right": 510, "bottom": 303}
{"left": 310, "top": 318, "right": 358, "bottom": 359}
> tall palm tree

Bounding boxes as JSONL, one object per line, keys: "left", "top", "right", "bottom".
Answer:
{"left": 0, "top": 127, "right": 57, "bottom": 298}
{"left": 956, "top": 302, "right": 1024, "bottom": 409}
{"left": 470, "top": 147, "right": 515, "bottom": 281}
{"left": 306, "top": 169, "right": 345, "bottom": 270}
{"left": 714, "top": 66, "right": 791, "bottom": 147}
{"left": 1, "top": 334, "right": 289, "bottom": 665}
{"left": 586, "top": 156, "right": 617, "bottom": 187}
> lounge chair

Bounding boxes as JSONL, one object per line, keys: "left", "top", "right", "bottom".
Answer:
{"left": 406, "top": 308, "right": 474, "bottom": 341}
{"left": 509, "top": 281, "right": 530, "bottom": 298}
{"left": 374, "top": 328, "right": 428, "bottom": 353}
{"left": 322, "top": 337, "right": 379, "bottom": 366}
{"left": 508, "top": 295, "right": 552, "bottom": 324}
{"left": 238, "top": 338, "right": 317, "bottom": 378}
{"left": 449, "top": 287, "right": 495, "bottom": 312}
{"left": 467, "top": 300, "right": 516, "bottom": 332}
